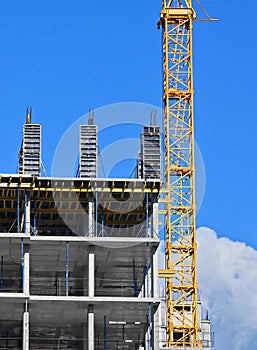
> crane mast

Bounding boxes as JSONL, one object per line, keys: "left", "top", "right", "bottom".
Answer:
{"left": 159, "top": 0, "right": 199, "bottom": 347}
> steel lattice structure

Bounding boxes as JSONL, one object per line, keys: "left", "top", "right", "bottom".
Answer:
{"left": 159, "top": 0, "right": 200, "bottom": 347}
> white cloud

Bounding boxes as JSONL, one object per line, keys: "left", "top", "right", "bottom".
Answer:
{"left": 197, "top": 227, "right": 257, "bottom": 350}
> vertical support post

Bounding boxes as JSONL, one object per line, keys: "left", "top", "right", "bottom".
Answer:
{"left": 88, "top": 246, "right": 95, "bottom": 297}
{"left": 33, "top": 200, "right": 37, "bottom": 235}
{"left": 145, "top": 244, "right": 150, "bottom": 298}
{"left": 152, "top": 200, "right": 158, "bottom": 239}
{"left": 88, "top": 305, "right": 94, "bottom": 350}
{"left": 17, "top": 185, "right": 20, "bottom": 233}
{"left": 21, "top": 240, "right": 24, "bottom": 292}
{"left": 152, "top": 246, "right": 159, "bottom": 298}
{"left": 88, "top": 195, "right": 94, "bottom": 237}
{"left": 24, "top": 191, "right": 30, "bottom": 234}
{"left": 65, "top": 242, "right": 69, "bottom": 296}
{"left": 146, "top": 192, "right": 149, "bottom": 237}
{"left": 148, "top": 303, "right": 152, "bottom": 349}
{"left": 95, "top": 192, "right": 98, "bottom": 236}
{"left": 23, "top": 302, "right": 29, "bottom": 350}
{"left": 23, "top": 252, "right": 30, "bottom": 295}
{"left": 133, "top": 260, "right": 138, "bottom": 297}
{"left": 0, "top": 256, "right": 3, "bottom": 291}
{"left": 101, "top": 208, "right": 104, "bottom": 237}
{"left": 104, "top": 315, "right": 107, "bottom": 350}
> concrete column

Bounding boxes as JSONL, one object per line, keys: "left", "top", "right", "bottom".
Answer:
{"left": 159, "top": 300, "right": 168, "bottom": 347}
{"left": 145, "top": 245, "right": 151, "bottom": 298}
{"left": 23, "top": 311, "right": 29, "bottom": 350}
{"left": 152, "top": 247, "right": 159, "bottom": 298}
{"left": 88, "top": 247, "right": 95, "bottom": 297}
{"left": 23, "top": 252, "right": 30, "bottom": 295}
{"left": 152, "top": 304, "right": 160, "bottom": 350}
{"left": 201, "top": 319, "right": 211, "bottom": 347}
{"left": 152, "top": 201, "right": 158, "bottom": 239}
{"left": 88, "top": 305, "right": 94, "bottom": 350}
{"left": 24, "top": 191, "right": 30, "bottom": 234}
{"left": 88, "top": 198, "right": 94, "bottom": 237}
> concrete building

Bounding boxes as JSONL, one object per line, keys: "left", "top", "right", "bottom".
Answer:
{"left": 0, "top": 116, "right": 214, "bottom": 349}
{"left": 0, "top": 175, "right": 161, "bottom": 350}
{"left": 0, "top": 116, "right": 162, "bottom": 350}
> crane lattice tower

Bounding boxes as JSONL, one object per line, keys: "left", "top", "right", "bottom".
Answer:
{"left": 159, "top": 0, "right": 199, "bottom": 347}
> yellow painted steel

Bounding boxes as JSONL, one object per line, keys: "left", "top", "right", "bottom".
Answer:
{"left": 158, "top": 0, "right": 200, "bottom": 347}
{"left": 158, "top": 269, "right": 174, "bottom": 278}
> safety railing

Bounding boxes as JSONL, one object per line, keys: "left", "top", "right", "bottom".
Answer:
{"left": 30, "top": 276, "right": 151, "bottom": 298}
{"left": 30, "top": 337, "right": 84, "bottom": 349}
{"left": 94, "top": 338, "right": 142, "bottom": 350}
{"left": 95, "top": 276, "right": 147, "bottom": 298}
{"left": 30, "top": 277, "right": 88, "bottom": 296}
{"left": 86, "top": 223, "right": 158, "bottom": 239}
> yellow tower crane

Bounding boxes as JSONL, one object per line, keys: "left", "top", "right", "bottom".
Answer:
{"left": 158, "top": 0, "right": 199, "bottom": 347}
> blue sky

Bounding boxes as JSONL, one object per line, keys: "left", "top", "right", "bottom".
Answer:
{"left": 0, "top": 1, "right": 257, "bottom": 348}
{"left": 1, "top": 0, "right": 256, "bottom": 246}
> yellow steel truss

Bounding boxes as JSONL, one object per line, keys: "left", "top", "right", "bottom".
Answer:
{"left": 159, "top": 0, "right": 200, "bottom": 347}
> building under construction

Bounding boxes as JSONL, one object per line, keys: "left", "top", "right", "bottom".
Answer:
{"left": 0, "top": 1, "right": 215, "bottom": 350}
{"left": 0, "top": 114, "right": 213, "bottom": 350}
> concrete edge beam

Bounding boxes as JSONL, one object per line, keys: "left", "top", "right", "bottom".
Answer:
{"left": 29, "top": 296, "right": 162, "bottom": 303}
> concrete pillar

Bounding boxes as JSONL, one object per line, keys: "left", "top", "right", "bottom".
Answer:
{"left": 88, "top": 247, "right": 95, "bottom": 297}
{"left": 88, "top": 198, "right": 94, "bottom": 237}
{"left": 24, "top": 191, "right": 30, "bottom": 234}
{"left": 152, "top": 201, "right": 158, "bottom": 239}
{"left": 201, "top": 319, "right": 211, "bottom": 347}
{"left": 88, "top": 305, "right": 94, "bottom": 350}
{"left": 145, "top": 245, "right": 151, "bottom": 298}
{"left": 23, "top": 311, "right": 29, "bottom": 350}
{"left": 23, "top": 252, "right": 30, "bottom": 295}
{"left": 159, "top": 300, "right": 168, "bottom": 347}
{"left": 152, "top": 247, "right": 159, "bottom": 298}
{"left": 152, "top": 304, "right": 159, "bottom": 350}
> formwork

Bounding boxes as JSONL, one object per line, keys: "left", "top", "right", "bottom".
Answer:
{"left": 140, "top": 126, "right": 161, "bottom": 180}
{"left": 79, "top": 125, "right": 98, "bottom": 178}
{"left": 19, "top": 124, "right": 41, "bottom": 176}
